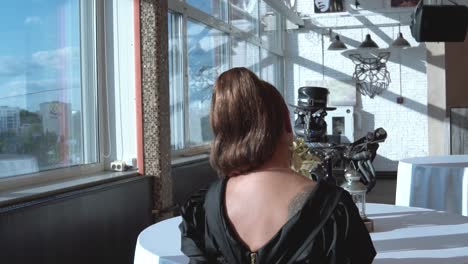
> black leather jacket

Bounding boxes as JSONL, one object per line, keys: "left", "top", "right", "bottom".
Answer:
{"left": 179, "top": 179, "right": 376, "bottom": 264}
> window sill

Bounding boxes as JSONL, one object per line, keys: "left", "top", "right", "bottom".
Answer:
{"left": 171, "top": 144, "right": 211, "bottom": 167}
{"left": 171, "top": 153, "right": 210, "bottom": 167}
{"left": 0, "top": 170, "right": 139, "bottom": 208}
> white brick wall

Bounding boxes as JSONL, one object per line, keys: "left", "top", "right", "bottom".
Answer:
{"left": 286, "top": 0, "right": 428, "bottom": 171}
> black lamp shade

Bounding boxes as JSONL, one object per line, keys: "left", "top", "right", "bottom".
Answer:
{"left": 359, "top": 34, "right": 379, "bottom": 48}
{"left": 392, "top": 32, "right": 411, "bottom": 47}
{"left": 328, "top": 35, "right": 348, "bottom": 50}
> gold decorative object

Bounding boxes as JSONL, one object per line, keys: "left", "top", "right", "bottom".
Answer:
{"left": 290, "top": 138, "right": 321, "bottom": 179}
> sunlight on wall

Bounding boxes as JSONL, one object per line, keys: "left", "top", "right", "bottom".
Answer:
{"left": 286, "top": 0, "right": 429, "bottom": 171}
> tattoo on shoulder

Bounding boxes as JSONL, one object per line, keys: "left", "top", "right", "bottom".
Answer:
{"left": 288, "top": 185, "right": 314, "bottom": 218}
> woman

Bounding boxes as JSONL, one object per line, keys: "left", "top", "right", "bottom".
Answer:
{"left": 179, "top": 67, "right": 376, "bottom": 263}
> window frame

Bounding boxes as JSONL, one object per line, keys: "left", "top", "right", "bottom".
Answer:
{"left": 168, "top": 0, "right": 285, "bottom": 158}
{"left": 168, "top": 11, "right": 185, "bottom": 151}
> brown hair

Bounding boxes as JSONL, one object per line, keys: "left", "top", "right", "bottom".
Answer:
{"left": 210, "top": 67, "right": 290, "bottom": 177}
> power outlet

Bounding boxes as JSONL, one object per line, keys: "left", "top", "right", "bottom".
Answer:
{"left": 396, "top": 96, "right": 404, "bottom": 104}
{"left": 110, "top": 160, "right": 127, "bottom": 172}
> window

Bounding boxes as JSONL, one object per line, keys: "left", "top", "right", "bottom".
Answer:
{"left": 0, "top": 0, "right": 97, "bottom": 179}
{"left": 260, "top": 0, "right": 282, "bottom": 52}
{"left": 0, "top": 0, "right": 136, "bottom": 189}
{"left": 232, "top": 38, "right": 260, "bottom": 74}
{"left": 169, "top": 14, "right": 229, "bottom": 151}
{"left": 186, "top": 0, "right": 228, "bottom": 21}
{"left": 168, "top": 0, "right": 284, "bottom": 155}
{"left": 230, "top": 0, "right": 259, "bottom": 35}
{"left": 187, "top": 20, "right": 229, "bottom": 147}
{"left": 261, "top": 48, "right": 283, "bottom": 90}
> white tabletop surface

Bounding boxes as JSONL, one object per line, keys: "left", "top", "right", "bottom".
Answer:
{"left": 399, "top": 155, "right": 468, "bottom": 165}
{"left": 396, "top": 155, "right": 468, "bottom": 216}
{"left": 134, "top": 203, "right": 468, "bottom": 264}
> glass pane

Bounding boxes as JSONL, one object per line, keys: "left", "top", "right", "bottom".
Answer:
{"left": 260, "top": 1, "right": 281, "bottom": 51}
{"left": 232, "top": 38, "right": 260, "bottom": 75}
{"left": 187, "top": 0, "right": 228, "bottom": 22}
{"left": 0, "top": 0, "right": 91, "bottom": 178}
{"left": 187, "top": 20, "right": 228, "bottom": 147}
{"left": 230, "top": 0, "right": 259, "bottom": 36}
{"left": 260, "top": 48, "right": 281, "bottom": 89}
{"left": 168, "top": 12, "right": 185, "bottom": 151}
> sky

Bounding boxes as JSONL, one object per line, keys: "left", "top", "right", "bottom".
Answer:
{"left": 0, "top": 0, "right": 81, "bottom": 112}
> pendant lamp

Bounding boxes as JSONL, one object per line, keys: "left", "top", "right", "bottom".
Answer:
{"left": 392, "top": 32, "right": 411, "bottom": 47}
{"left": 391, "top": 24, "right": 411, "bottom": 48}
{"left": 359, "top": 34, "right": 379, "bottom": 48}
{"left": 328, "top": 35, "right": 348, "bottom": 50}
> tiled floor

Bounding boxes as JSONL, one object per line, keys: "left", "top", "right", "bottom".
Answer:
{"left": 367, "top": 179, "right": 396, "bottom": 204}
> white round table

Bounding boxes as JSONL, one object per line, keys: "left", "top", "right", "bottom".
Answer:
{"left": 396, "top": 155, "right": 468, "bottom": 216}
{"left": 134, "top": 203, "right": 468, "bottom": 264}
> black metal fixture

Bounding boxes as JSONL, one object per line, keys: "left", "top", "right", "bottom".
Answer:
{"left": 391, "top": 24, "right": 411, "bottom": 48}
{"left": 328, "top": 35, "right": 348, "bottom": 50}
{"left": 359, "top": 34, "right": 379, "bottom": 48}
{"left": 392, "top": 32, "right": 411, "bottom": 47}
{"left": 349, "top": 52, "right": 391, "bottom": 98}
{"left": 355, "top": 0, "right": 360, "bottom": 9}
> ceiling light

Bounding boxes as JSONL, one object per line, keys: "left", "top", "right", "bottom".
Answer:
{"left": 328, "top": 35, "right": 348, "bottom": 50}
{"left": 359, "top": 34, "right": 379, "bottom": 48}
{"left": 392, "top": 32, "right": 411, "bottom": 47}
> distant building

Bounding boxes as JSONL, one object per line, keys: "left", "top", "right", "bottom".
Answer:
{"left": 0, "top": 106, "right": 20, "bottom": 132}
{"left": 19, "top": 123, "right": 31, "bottom": 135}
{"left": 40, "top": 101, "right": 72, "bottom": 136}
{"left": 40, "top": 101, "right": 72, "bottom": 163}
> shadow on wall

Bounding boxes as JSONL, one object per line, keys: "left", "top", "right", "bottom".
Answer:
{"left": 286, "top": 26, "right": 427, "bottom": 171}
{"left": 426, "top": 49, "right": 445, "bottom": 70}
{"left": 286, "top": 29, "right": 468, "bottom": 134}
{"left": 373, "top": 154, "right": 399, "bottom": 172}
{"left": 354, "top": 97, "right": 375, "bottom": 135}
{"left": 301, "top": 18, "right": 428, "bottom": 73}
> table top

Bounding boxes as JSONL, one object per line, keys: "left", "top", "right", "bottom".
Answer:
{"left": 400, "top": 154, "right": 468, "bottom": 166}
{"left": 369, "top": 204, "right": 468, "bottom": 263}
{"left": 135, "top": 203, "right": 468, "bottom": 264}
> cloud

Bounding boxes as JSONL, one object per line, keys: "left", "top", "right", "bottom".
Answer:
{"left": 31, "top": 47, "right": 80, "bottom": 70}
{"left": 0, "top": 46, "right": 80, "bottom": 77}
{"left": 0, "top": 78, "right": 81, "bottom": 100}
{"left": 0, "top": 56, "right": 28, "bottom": 76}
{"left": 0, "top": 79, "right": 56, "bottom": 98}
{"left": 24, "top": 16, "right": 43, "bottom": 25}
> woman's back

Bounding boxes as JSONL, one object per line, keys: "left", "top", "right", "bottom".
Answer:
{"left": 180, "top": 176, "right": 377, "bottom": 263}
{"left": 224, "top": 169, "right": 316, "bottom": 252}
